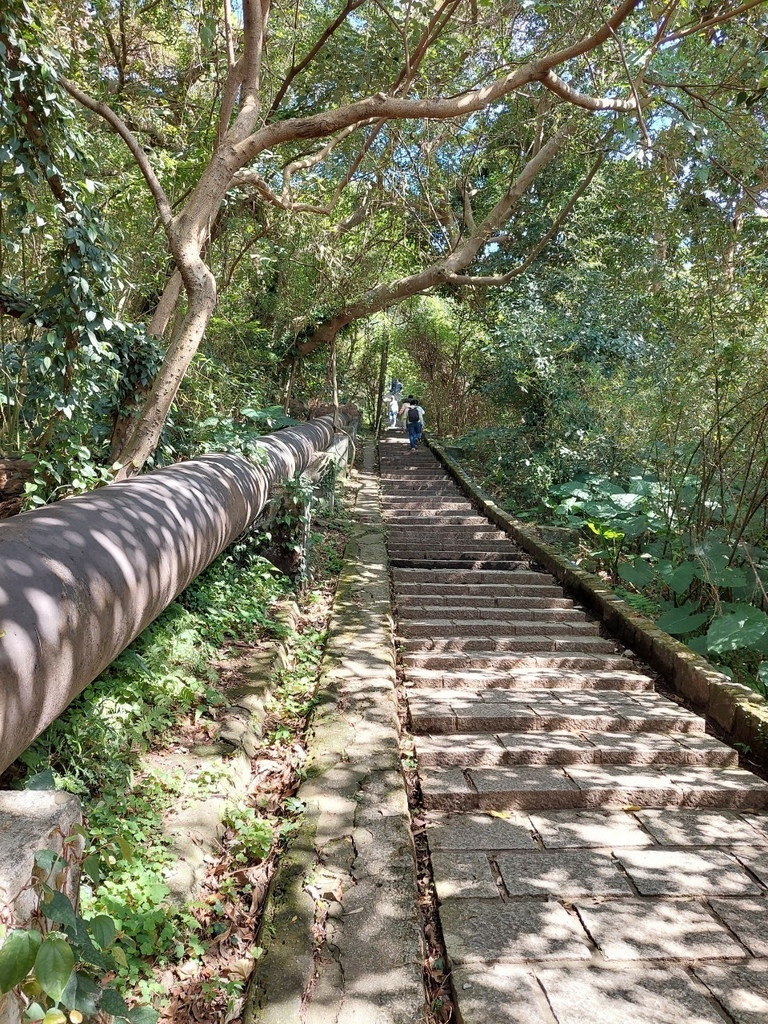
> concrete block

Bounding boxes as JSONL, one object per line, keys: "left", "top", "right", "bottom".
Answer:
{"left": 469, "top": 766, "right": 579, "bottom": 803}
{"left": 615, "top": 847, "right": 760, "bottom": 896}
{"left": 731, "top": 847, "right": 768, "bottom": 888}
{"left": 694, "top": 963, "right": 768, "bottom": 1024}
{"left": 708, "top": 898, "right": 768, "bottom": 956}
{"left": 636, "top": 809, "right": 766, "bottom": 847}
{"left": 0, "top": 789, "right": 82, "bottom": 921}
{"left": 496, "top": 850, "right": 633, "bottom": 897}
{"left": 415, "top": 733, "right": 508, "bottom": 767}
{"left": 0, "top": 790, "right": 83, "bottom": 1024}
{"left": 497, "top": 732, "right": 597, "bottom": 766}
{"left": 431, "top": 850, "right": 500, "bottom": 899}
{"left": 420, "top": 768, "right": 477, "bottom": 811}
{"left": 426, "top": 811, "right": 537, "bottom": 851}
{"left": 575, "top": 898, "right": 744, "bottom": 960}
{"left": 530, "top": 810, "right": 653, "bottom": 849}
{"left": 538, "top": 965, "right": 727, "bottom": 1024}
{"left": 440, "top": 898, "right": 593, "bottom": 964}
{"left": 452, "top": 965, "right": 555, "bottom": 1024}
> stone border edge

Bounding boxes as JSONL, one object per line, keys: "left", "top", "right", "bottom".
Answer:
{"left": 242, "top": 437, "right": 426, "bottom": 1024}
{"left": 428, "top": 438, "right": 768, "bottom": 766}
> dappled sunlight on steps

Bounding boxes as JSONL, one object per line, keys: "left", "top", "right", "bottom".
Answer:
{"left": 379, "top": 432, "right": 768, "bottom": 1024}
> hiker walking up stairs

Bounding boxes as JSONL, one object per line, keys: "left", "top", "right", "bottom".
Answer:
{"left": 379, "top": 432, "right": 768, "bottom": 1024}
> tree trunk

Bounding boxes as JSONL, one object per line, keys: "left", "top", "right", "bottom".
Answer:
{"left": 284, "top": 355, "right": 298, "bottom": 414}
{"left": 114, "top": 255, "right": 216, "bottom": 478}
{"left": 330, "top": 335, "right": 340, "bottom": 431}
{"left": 375, "top": 333, "right": 388, "bottom": 434}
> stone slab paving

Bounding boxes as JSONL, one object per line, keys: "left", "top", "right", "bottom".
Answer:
{"left": 246, "top": 438, "right": 425, "bottom": 1023}
{"left": 695, "top": 962, "right": 768, "bottom": 1023}
{"left": 379, "top": 433, "right": 768, "bottom": 1024}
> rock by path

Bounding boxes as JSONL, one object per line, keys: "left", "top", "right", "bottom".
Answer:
{"left": 381, "top": 433, "right": 768, "bottom": 1024}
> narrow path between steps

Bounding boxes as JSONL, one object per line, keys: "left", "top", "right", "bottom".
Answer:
{"left": 380, "top": 432, "right": 768, "bottom": 1024}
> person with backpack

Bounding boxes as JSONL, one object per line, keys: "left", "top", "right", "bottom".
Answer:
{"left": 397, "top": 393, "right": 415, "bottom": 430}
{"left": 405, "top": 398, "right": 423, "bottom": 449}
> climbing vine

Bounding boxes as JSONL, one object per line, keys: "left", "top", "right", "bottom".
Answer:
{"left": 0, "top": 0, "right": 152, "bottom": 496}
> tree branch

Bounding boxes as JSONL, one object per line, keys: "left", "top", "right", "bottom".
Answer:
{"left": 60, "top": 78, "right": 174, "bottom": 231}
{"left": 236, "top": 0, "right": 643, "bottom": 165}
{"left": 267, "top": 0, "right": 366, "bottom": 119}
{"left": 215, "top": 56, "right": 245, "bottom": 147}
{"left": 537, "top": 69, "right": 638, "bottom": 111}
{"left": 661, "top": 0, "right": 767, "bottom": 43}
{"left": 608, "top": 24, "right": 652, "bottom": 146}
{"left": 280, "top": 122, "right": 368, "bottom": 201}
{"left": 226, "top": 0, "right": 269, "bottom": 146}
{"left": 445, "top": 145, "right": 607, "bottom": 285}
{"left": 296, "top": 122, "right": 576, "bottom": 357}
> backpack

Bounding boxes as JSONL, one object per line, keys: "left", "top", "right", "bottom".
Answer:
{"left": 407, "top": 406, "right": 420, "bottom": 423}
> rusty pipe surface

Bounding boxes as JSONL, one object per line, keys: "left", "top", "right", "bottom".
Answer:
{"left": 0, "top": 415, "right": 348, "bottom": 774}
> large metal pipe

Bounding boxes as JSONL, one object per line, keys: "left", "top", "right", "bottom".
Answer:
{"left": 0, "top": 416, "right": 351, "bottom": 774}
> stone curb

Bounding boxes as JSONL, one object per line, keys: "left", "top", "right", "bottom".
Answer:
{"left": 244, "top": 440, "right": 426, "bottom": 1024}
{"left": 428, "top": 439, "right": 768, "bottom": 767}
{"left": 164, "top": 434, "right": 356, "bottom": 899}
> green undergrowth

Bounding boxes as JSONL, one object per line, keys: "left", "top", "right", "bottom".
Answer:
{"left": 2, "top": 488, "right": 353, "bottom": 1021}
{"left": 442, "top": 428, "right": 557, "bottom": 519}
{"left": 543, "top": 472, "right": 768, "bottom": 696}
{"left": 446, "top": 440, "right": 768, "bottom": 699}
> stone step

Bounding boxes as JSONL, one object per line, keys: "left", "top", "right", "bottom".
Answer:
{"left": 379, "top": 477, "right": 453, "bottom": 485}
{"left": 397, "top": 619, "right": 603, "bottom": 639}
{"left": 383, "top": 514, "right": 488, "bottom": 525}
{"left": 385, "top": 512, "right": 478, "bottom": 523}
{"left": 380, "top": 491, "right": 460, "bottom": 499}
{"left": 392, "top": 569, "right": 555, "bottom": 586}
{"left": 394, "top": 581, "right": 568, "bottom": 599}
{"left": 399, "top": 598, "right": 573, "bottom": 610}
{"left": 380, "top": 467, "right": 453, "bottom": 474}
{"left": 408, "top": 690, "right": 704, "bottom": 735}
{"left": 380, "top": 480, "right": 455, "bottom": 486}
{"left": 381, "top": 492, "right": 462, "bottom": 501}
{"left": 404, "top": 666, "right": 654, "bottom": 691}
{"left": 379, "top": 464, "right": 450, "bottom": 472}
{"left": 388, "top": 537, "right": 518, "bottom": 550}
{"left": 379, "top": 477, "right": 451, "bottom": 484}
{"left": 404, "top": 651, "right": 635, "bottom": 673}
{"left": 387, "top": 527, "right": 507, "bottom": 538}
{"left": 400, "top": 636, "right": 616, "bottom": 656}
{"left": 387, "top": 524, "right": 507, "bottom": 532}
{"left": 390, "top": 558, "right": 530, "bottom": 571}
{"left": 414, "top": 731, "right": 738, "bottom": 768}
{"left": 389, "top": 547, "right": 521, "bottom": 560}
{"left": 419, "top": 764, "right": 768, "bottom": 811}
{"left": 397, "top": 605, "right": 582, "bottom": 621}
{"left": 381, "top": 497, "right": 471, "bottom": 508}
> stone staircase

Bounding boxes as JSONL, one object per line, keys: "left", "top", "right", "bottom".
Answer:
{"left": 380, "top": 432, "right": 768, "bottom": 1024}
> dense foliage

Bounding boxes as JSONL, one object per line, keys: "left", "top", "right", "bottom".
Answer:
{"left": 2, "top": 0, "right": 765, "bottom": 483}
{"left": 2, "top": 4, "right": 768, "bottom": 682}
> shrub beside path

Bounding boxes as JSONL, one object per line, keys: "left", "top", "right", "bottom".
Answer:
{"left": 381, "top": 432, "right": 768, "bottom": 1024}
